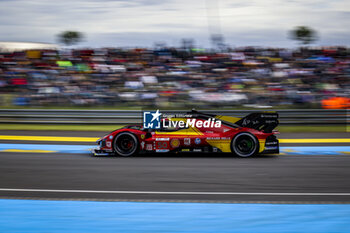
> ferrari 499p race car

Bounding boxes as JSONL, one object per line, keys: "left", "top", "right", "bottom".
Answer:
{"left": 93, "top": 110, "right": 279, "bottom": 157}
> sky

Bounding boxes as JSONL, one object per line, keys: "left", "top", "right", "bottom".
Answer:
{"left": 0, "top": 0, "right": 349, "bottom": 48}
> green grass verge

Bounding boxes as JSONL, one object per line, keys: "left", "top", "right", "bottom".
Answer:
{"left": 0, "top": 124, "right": 346, "bottom": 133}
{"left": 277, "top": 125, "right": 347, "bottom": 133}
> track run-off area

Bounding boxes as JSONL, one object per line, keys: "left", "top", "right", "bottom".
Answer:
{"left": 0, "top": 130, "right": 350, "bottom": 232}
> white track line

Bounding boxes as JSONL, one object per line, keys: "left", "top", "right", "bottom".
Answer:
{"left": 0, "top": 188, "right": 350, "bottom": 196}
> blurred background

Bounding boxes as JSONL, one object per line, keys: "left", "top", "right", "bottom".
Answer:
{"left": 1, "top": 43, "right": 349, "bottom": 109}
{"left": 0, "top": 2, "right": 350, "bottom": 232}
{"left": 0, "top": 0, "right": 349, "bottom": 110}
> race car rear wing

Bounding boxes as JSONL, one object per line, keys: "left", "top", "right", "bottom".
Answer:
{"left": 235, "top": 112, "right": 279, "bottom": 133}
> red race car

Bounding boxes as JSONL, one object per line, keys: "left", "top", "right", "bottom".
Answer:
{"left": 93, "top": 110, "right": 279, "bottom": 157}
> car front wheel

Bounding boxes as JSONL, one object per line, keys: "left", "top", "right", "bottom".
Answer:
{"left": 113, "top": 132, "right": 139, "bottom": 157}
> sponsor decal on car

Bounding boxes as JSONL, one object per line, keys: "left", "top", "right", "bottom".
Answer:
{"left": 141, "top": 134, "right": 145, "bottom": 139}
{"left": 184, "top": 138, "right": 191, "bottom": 146}
{"left": 261, "top": 114, "right": 278, "bottom": 118}
{"left": 156, "top": 149, "right": 169, "bottom": 152}
{"left": 206, "top": 137, "right": 231, "bottom": 140}
{"left": 106, "top": 141, "right": 111, "bottom": 147}
{"left": 146, "top": 144, "right": 153, "bottom": 151}
{"left": 157, "top": 141, "right": 168, "bottom": 149}
{"left": 156, "top": 138, "right": 170, "bottom": 141}
{"left": 242, "top": 118, "right": 259, "bottom": 126}
{"left": 195, "top": 138, "right": 201, "bottom": 144}
{"left": 170, "top": 139, "right": 180, "bottom": 148}
{"left": 266, "top": 141, "right": 278, "bottom": 145}
{"left": 141, "top": 141, "right": 145, "bottom": 149}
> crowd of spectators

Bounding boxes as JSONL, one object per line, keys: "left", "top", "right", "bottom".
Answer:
{"left": 0, "top": 46, "right": 349, "bottom": 109}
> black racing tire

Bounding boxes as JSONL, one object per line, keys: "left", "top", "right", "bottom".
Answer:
{"left": 113, "top": 132, "right": 139, "bottom": 157}
{"left": 231, "top": 132, "right": 258, "bottom": 157}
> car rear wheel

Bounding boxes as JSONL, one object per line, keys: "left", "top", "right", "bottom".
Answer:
{"left": 113, "top": 132, "right": 138, "bottom": 157}
{"left": 231, "top": 133, "right": 258, "bottom": 157}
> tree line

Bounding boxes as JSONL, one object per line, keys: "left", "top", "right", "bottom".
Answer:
{"left": 57, "top": 26, "right": 318, "bottom": 47}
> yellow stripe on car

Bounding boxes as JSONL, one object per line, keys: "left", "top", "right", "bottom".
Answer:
{"left": 155, "top": 128, "right": 202, "bottom": 136}
{"left": 155, "top": 126, "right": 203, "bottom": 136}
{"left": 215, "top": 115, "right": 241, "bottom": 124}
{"left": 258, "top": 139, "right": 266, "bottom": 153}
{"left": 191, "top": 126, "right": 204, "bottom": 135}
{"left": 205, "top": 139, "right": 231, "bottom": 153}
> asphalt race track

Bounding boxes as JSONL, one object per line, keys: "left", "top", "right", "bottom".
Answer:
{"left": 0, "top": 131, "right": 350, "bottom": 203}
